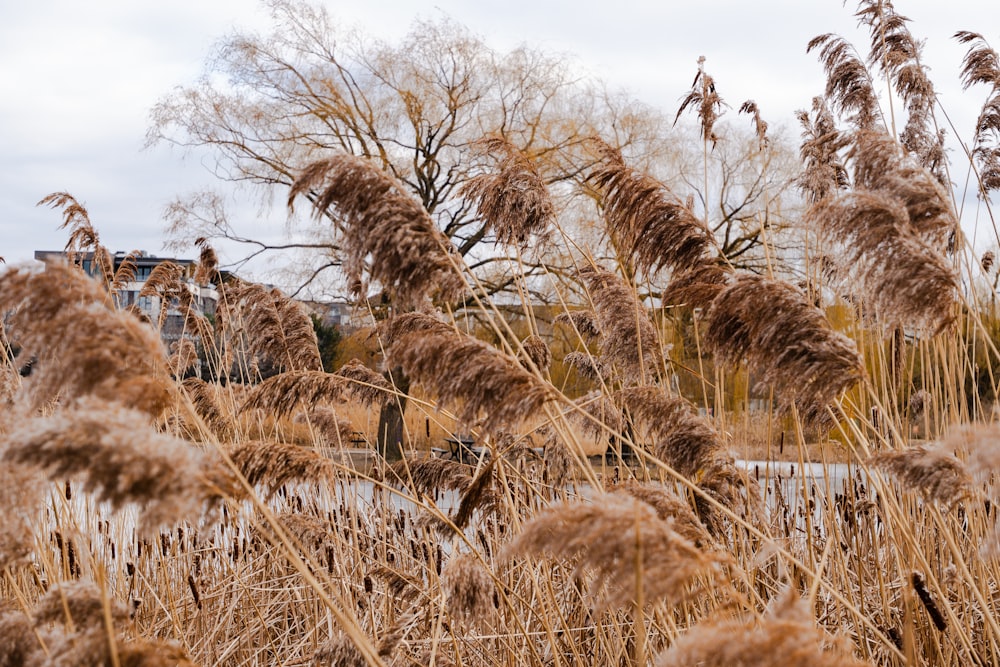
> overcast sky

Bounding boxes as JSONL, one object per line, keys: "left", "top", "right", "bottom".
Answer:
{"left": 2, "top": 0, "right": 998, "bottom": 277}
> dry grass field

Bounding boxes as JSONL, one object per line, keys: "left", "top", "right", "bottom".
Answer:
{"left": 4, "top": 3, "right": 1000, "bottom": 665}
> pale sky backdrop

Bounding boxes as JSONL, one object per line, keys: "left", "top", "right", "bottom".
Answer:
{"left": 2, "top": 0, "right": 998, "bottom": 280}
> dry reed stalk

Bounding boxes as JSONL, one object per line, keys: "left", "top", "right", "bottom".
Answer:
{"left": 0, "top": 263, "right": 175, "bottom": 417}
{"left": 458, "top": 135, "right": 554, "bottom": 248}
{"left": 655, "top": 588, "right": 872, "bottom": 667}
{"left": 335, "top": 358, "right": 394, "bottom": 407}
{"left": 240, "top": 370, "right": 348, "bottom": 419}
{"left": 502, "top": 491, "right": 727, "bottom": 610}
{"left": 378, "top": 314, "right": 553, "bottom": 434}
{"left": 702, "top": 273, "right": 864, "bottom": 425}
{"left": 870, "top": 444, "right": 971, "bottom": 506}
{"left": 956, "top": 31, "right": 1000, "bottom": 193}
{"left": 3, "top": 398, "right": 230, "bottom": 534}
{"left": 618, "top": 386, "right": 722, "bottom": 477}
{"left": 579, "top": 266, "right": 659, "bottom": 383}
{"left": 441, "top": 552, "right": 496, "bottom": 628}
{"left": 588, "top": 143, "right": 714, "bottom": 277}
{"left": 228, "top": 440, "right": 333, "bottom": 497}
{"left": 288, "top": 154, "right": 466, "bottom": 307}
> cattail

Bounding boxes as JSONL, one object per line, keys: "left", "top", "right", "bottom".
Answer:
{"left": 655, "top": 587, "right": 872, "bottom": 667}
{"left": 703, "top": 273, "right": 864, "bottom": 425}
{"left": 579, "top": 266, "right": 659, "bottom": 383}
{"left": 458, "top": 135, "right": 554, "bottom": 248}
{"left": 956, "top": 31, "right": 1000, "bottom": 193}
{"left": 3, "top": 398, "right": 229, "bottom": 534}
{"left": 441, "top": 552, "right": 496, "bottom": 627}
{"left": 619, "top": 386, "right": 723, "bottom": 477}
{"left": 588, "top": 143, "right": 714, "bottom": 277}
{"left": 502, "top": 491, "right": 726, "bottom": 610}
{"left": 871, "top": 444, "right": 970, "bottom": 506}
{"left": 0, "top": 263, "right": 174, "bottom": 417}
{"left": 377, "top": 314, "right": 553, "bottom": 434}
{"left": 519, "top": 334, "right": 551, "bottom": 374}
{"left": 335, "top": 358, "right": 394, "bottom": 407}
{"left": 288, "top": 154, "right": 466, "bottom": 307}
{"left": 911, "top": 571, "right": 948, "bottom": 632}
{"left": 240, "top": 370, "right": 348, "bottom": 419}
{"left": 807, "top": 33, "right": 881, "bottom": 129}
{"left": 228, "top": 440, "right": 333, "bottom": 497}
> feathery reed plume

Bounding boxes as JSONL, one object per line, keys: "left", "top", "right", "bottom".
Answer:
{"left": 288, "top": 154, "right": 466, "bottom": 306}
{"left": 807, "top": 33, "right": 880, "bottom": 129}
{"left": 458, "top": 135, "right": 554, "bottom": 248}
{"left": 796, "top": 96, "right": 851, "bottom": 204}
{"left": 739, "top": 100, "right": 768, "bottom": 150}
{"left": 335, "top": 358, "right": 394, "bottom": 407}
{"left": 228, "top": 440, "right": 332, "bottom": 497}
{"left": 240, "top": 370, "right": 348, "bottom": 419}
{"left": 695, "top": 459, "right": 765, "bottom": 536}
{"left": 138, "top": 260, "right": 188, "bottom": 330}
{"left": 441, "top": 553, "right": 496, "bottom": 627}
{"left": 857, "top": 1, "right": 945, "bottom": 179}
{"left": 809, "top": 189, "right": 958, "bottom": 332}
{"left": 983, "top": 250, "right": 996, "bottom": 274}
{"left": 3, "top": 398, "right": 229, "bottom": 533}
{"left": 519, "top": 334, "right": 551, "bottom": 373}
{"left": 956, "top": 31, "right": 1000, "bottom": 193}
{"left": 555, "top": 309, "right": 602, "bottom": 340}
{"left": 295, "top": 407, "right": 355, "bottom": 447}
{"left": 703, "top": 274, "right": 864, "bottom": 424}
{"left": 579, "top": 266, "right": 659, "bottom": 383}
{"left": 312, "top": 630, "right": 367, "bottom": 667}
{"left": 0, "top": 607, "right": 46, "bottom": 667}
{"left": 117, "top": 639, "right": 198, "bottom": 667}
{"left": 655, "top": 587, "right": 872, "bottom": 667}
{"left": 0, "top": 461, "right": 42, "bottom": 570}
{"left": 33, "top": 579, "right": 130, "bottom": 629}
{"left": 223, "top": 281, "right": 323, "bottom": 372}
{"left": 588, "top": 143, "right": 714, "bottom": 277}
{"left": 452, "top": 458, "right": 502, "bottom": 529}
{"left": 676, "top": 56, "right": 726, "bottom": 146}
{"left": 611, "top": 481, "right": 713, "bottom": 548}
{"left": 181, "top": 377, "right": 234, "bottom": 439}
{"left": 563, "top": 351, "right": 611, "bottom": 383}
{"left": 618, "top": 386, "right": 722, "bottom": 477}
{"left": 502, "top": 491, "right": 726, "bottom": 610}
{"left": 37, "top": 192, "right": 109, "bottom": 273}
{"left": 168, "top": 338, "right": 199, "bottom": 377}
{"left": 0, "top": 263, "right": 174, "bottom": 416}
{"left": 377, "top": 314, "right": 553, "bottom": 433}
{"left": 388, "top": 457, "right": 472, "bottom": 499}
{"left": 871, "top": 444, "right": 970, "bottom": 506}
{"left": 565, "top": 390, "right": 625, "bottom": 440}
{"left": 109, "top": 250, "right": 140, "bottom": 293}
{"left": 663, "top": 257, "right": 730, "bottom": 308}
{"left": 194, "top": 241, "right": 221, "bottom": 286}
{"left": 936, "top": 422, "right": 1000, "bottom": 484}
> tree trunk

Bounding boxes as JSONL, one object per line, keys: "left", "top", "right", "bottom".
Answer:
{"left": 377, "top": 366, "right": 409, "bottom": 461}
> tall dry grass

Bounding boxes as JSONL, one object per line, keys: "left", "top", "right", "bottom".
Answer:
{"left": 7, "top": 5, "right": 1000, "bottom": 666}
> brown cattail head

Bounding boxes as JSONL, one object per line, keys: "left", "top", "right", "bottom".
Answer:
{"left": 288, "top": 154, "right": 466, "bottom": 307}
{"left": 502, "top": 491, "right": 727, "bottom": 610}
{"left": 458, "top": 135, "right": 554, "bottom": 249}
{"left": 579, "top": 266, "right": 659, "bottom": 384}
{"left": 703, "top": 274, "right": 864, "bottom": 425}
{"left": 588, "top": 143, "right": 714, "bottom": 278}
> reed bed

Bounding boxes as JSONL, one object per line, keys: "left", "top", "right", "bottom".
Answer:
{"left": 5, "top": 4, "right": 1000, "bottom": 666}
